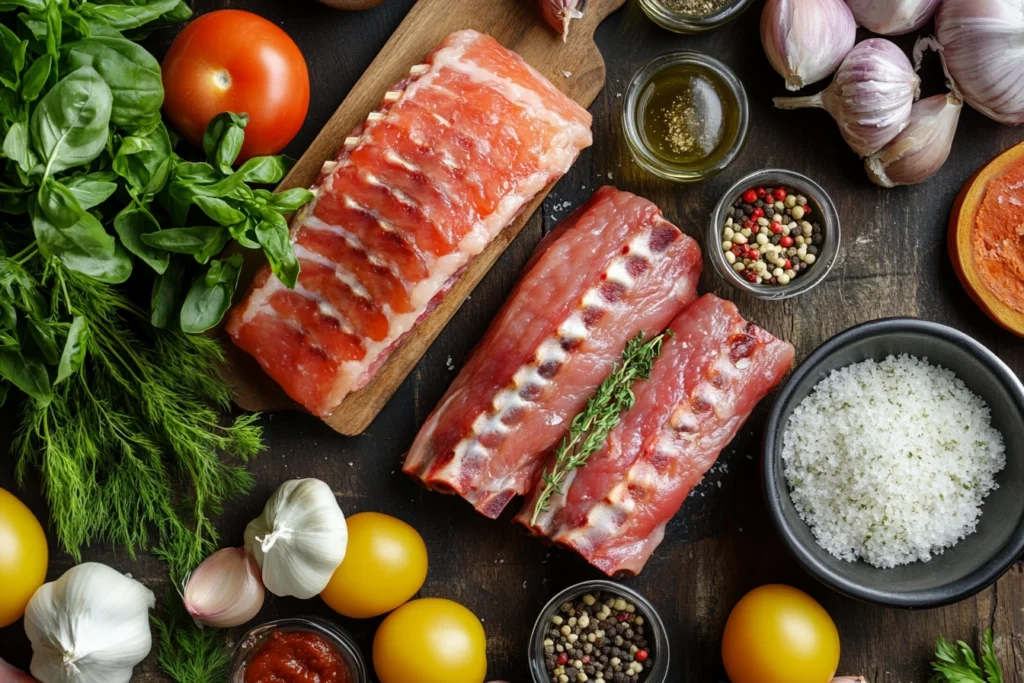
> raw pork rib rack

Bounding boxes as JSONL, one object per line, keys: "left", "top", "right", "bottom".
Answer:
{"left": 227, "top": 30, "right": 592, "bottom": 417}
{"left": 518, "top": 294, "right": 794, "bottom": 575}
{"left": 404, "top": 187, "right": 703, "bottom": 519}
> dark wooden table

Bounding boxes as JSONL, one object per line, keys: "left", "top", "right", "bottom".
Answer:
{"left": 3, "top": 1, "right": 1024, "bottom": 681}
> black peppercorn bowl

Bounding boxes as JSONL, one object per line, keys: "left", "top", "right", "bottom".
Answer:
{"left": 529, "top": 580, "right": 670, "bottom": 683}
{"left": 708, "top": 169, "right": 840, "bottom": 300}
{"left": 763, "top": 318, "right": 1024, "bottom": 608}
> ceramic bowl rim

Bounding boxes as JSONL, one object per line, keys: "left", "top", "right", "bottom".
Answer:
{"left": 762, "top": 317, "right": 1024, "bottom": 608}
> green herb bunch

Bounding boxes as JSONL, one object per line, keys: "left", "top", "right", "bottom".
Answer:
{"left": 531, "top": 330, "right": 670, "bottom": 525}
{"left": 931, "top": 629, "right": 1004, "bottom": 683}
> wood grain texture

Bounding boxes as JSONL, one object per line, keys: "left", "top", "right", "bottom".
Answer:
{"left": 222, "top": 0, "right": 628, "bottom": 435}
{"left": 2, "top": 2, "right": 1024, "bottom": 682}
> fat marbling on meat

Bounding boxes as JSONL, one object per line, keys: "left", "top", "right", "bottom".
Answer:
{"left": 404, "top": 187, "right": 703, "bottom": 518}
{"left": 227, "top": 30, "right": 592, "bottom": 416}
{"left": 518, "top": 294, "right": 794, "bottom": 575}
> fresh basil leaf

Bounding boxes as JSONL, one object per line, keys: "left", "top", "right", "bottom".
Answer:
{"left": 179, "top": 252, "right": 242, "bottom": 334}
{"left": 0, "top": 88, "right": 19, "bottom": 121}
{"left": 2, "top": 121, "right": 38, "bottom": 174}
{"left": 61, "top": 9, "right": 93, "bottom": 41}
{"left": 201, "top": 111, "right": 247, "bottom": 173}
{"left": 112, "top": 120, "right": 171, "bottom": 195}
{"left": 55, "top": 315, "right": 88, "bottom": 383}
{"left": 31, "top": 66, "right": 112, "bottom": 177}
{"left": 28, "top": 319, "right": 59, "bottom": 364}
{"left": 20, "top": 53, "right": 52, "bottom": 102}
{"left": 235, "top": 154, "right": 292, "bottom": 185}
{"left": 0, "top": 0, "right": 46, "bottom": 11}
{"left": 141, "top": 225, "right": 228, "bottom": 261}
{"left": 33, "top": 179, "right": 132, "bottom": 283}
{"left": 150, "top": 257, "right": 184, "bottom": 328}
{"left": 44, "top": 0, "right": 62, "bottom": 59}
{"left": 113, "top": 202, "right": 168, "bottom": 273}
{"left": 256, "top": 210, "right": 298, "bottom": 288}
{"left": 78, "top": 0, "right": 179, "bottom": 29}
{"left": 62, "top": 36, "right": 163, "bottom": 127}
{"left": 0, "top": 184, "right": 33, "bottom": 214}
{"left": 0, "top": 348, "right": 51, "bottom": 404}
{"left": 229, "top": 215, "right": 260, "bottom": 249}
{"left": 173, "top": 161, "right": 218, "bottom": 183}
{"left": 18, "top": 14, "right": 48, "bottom": 41}
{"left": 193, "top": 195, "right": 245, "bottom": 226}
{"left": 267, "top": 187, "right": 314, "bottom": 213}
{"left": 64, "top": 171, "right": 117, "bottom": 209}
{"left": 169, "top": 172, "right": 250, "bottom": 209}
{"left": 0, "top": 23, "right": 27, "bottom": 90}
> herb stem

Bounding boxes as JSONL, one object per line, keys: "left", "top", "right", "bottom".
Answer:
{"left": 530, "top": 331, "right": 670, "bottom": 525}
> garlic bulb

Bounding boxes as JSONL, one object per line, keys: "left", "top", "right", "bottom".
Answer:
{"left": 844, "top": 0, "right": 940, "bottom": 35}
{"left": 865, "top": 93, "right": 962, "bottom": 187}
{"left": 923, "top": 0, "right": 1024, "bottom": 126}
{"left": 244, "top": 478, "right": 348, "bottom": 599}
{"left": 183, "top": 547, "right": 265, "bottom": 628}
{"left": 761, "top": 0, "right": 857, "bottom": 91}
{"left": 24, "top": 563, "right": 155, "bottom": 683}
{"left": 775, "top": 38, "right": 920, "bottom": 157}
{"left": 0, "top": 658, "right": 37, "bottom": 682}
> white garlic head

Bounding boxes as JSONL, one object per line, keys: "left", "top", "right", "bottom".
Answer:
{"left": 244, "top": 478, "right": 348, "bottom": 599}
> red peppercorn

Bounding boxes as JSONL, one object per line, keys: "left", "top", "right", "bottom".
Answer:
{"left": 752, "top": 208, "right": 764, "bottom": 219}
{"left": 636, "top": 649, "right": 649, "bottom": 663}
{"left": 745, "top": 272, "right": 757, "bottom": 282}
{"left": 731, "top": 245, "right": 741, "bottom": 256}
{"left": 618, "top": 612, "right": 630, "bottom": 622}
{"left": 771, "top": 224, "right": 783, "bottom": 235}
{"left": 582, "top": 656, "right": 590, "bottom": 665}
{"left": 773, "top": 188, "right": 787, "bottom": 201}
{"left": 557, "top": 652, "right": 568, "bottom": 666}
{"left": 802, "top": 205, "right": 811, "bottom": 215}
{"left": 743, "top": 189, "right": 757, "bottom": 204}
{"left": 743, "top": 219, "right": 754, "bottom": 230}
{"left": 780, "top": 236, "right": 794, "bottom": 247}
{"left": 757, "top": 187, "right": 767, "bottom": 198}
{"left": 784, "top": 259, "right": 792, "bottom": 269}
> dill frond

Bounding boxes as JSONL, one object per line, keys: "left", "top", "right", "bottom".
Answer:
{"left": 152, "top": 593, "right": 232, "bottom": 683}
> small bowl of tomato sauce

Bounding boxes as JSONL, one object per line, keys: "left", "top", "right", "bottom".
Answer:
{"left": 230, "top": 617, "right": 368, "bottom": 683}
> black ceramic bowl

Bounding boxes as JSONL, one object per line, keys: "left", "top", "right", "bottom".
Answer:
{"left": 763, "top": 318, "right": 1024, "bottom": 608}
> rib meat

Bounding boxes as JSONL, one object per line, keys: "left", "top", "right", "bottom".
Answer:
{"left": 517, "top": 294, "right": 794, "bottom": 575}
{"left": 404, "top": 187, "right": 703, "bottom": 518}
{"left": 227, "top": 30, "right": 592, "bottom": 416}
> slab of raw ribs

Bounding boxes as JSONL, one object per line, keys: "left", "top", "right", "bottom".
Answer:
{"left": 518, "top": 294, "right": 795, "bottom": 575}
{"left": 227, "top": 30, "right": 593, "bottom": 416}
{"left": 404, "top": 187, "right": 703, "bottom": 518}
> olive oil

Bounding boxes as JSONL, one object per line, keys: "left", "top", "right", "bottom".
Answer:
{"left": 634, "top": 62, "right": 741, "bottom": 172}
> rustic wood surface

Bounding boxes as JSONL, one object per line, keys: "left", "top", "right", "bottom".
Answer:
{"left": 3, "top": 0, "right": 1024, "bottom": 681}
{"left": 223, "top": 0, "right": 628, "bottom": 435}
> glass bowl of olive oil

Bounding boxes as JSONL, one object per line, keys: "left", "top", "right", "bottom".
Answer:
{"left": 622, "top": 51, "right": 748, "bottom": 183}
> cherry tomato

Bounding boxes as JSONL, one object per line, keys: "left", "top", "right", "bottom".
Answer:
{"left": 320, "top": 512, "right": 427, "bottom": 618}
{"left": 721, "top": 585, "right": 839, "bottom": 683}
{"left": 0, "top": 489, "right": 48, "bottom": 628}
{"left": 161, "top": 10, "right": 310, "bottom": 160}
{"left": 373, "top": 598, "right": 487, "bottom": 683}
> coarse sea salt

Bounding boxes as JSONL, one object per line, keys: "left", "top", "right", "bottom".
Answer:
{"left": 782, "top": 354, "right": 1005, "bottom": 569}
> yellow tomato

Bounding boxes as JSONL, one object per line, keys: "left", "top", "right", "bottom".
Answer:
{"left": 373, "top": 598, "right": 487, "bottom": 683}
{"left": 722, "top": 584, "right": 839, "bottom": 683}
{"left": 0, "top": 489, "right": 48, "bottom": 628}
{"left": 321, "top": 512, "right": 427, "bottom": 618}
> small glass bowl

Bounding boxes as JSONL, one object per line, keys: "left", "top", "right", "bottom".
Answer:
{"left": 637, "top": 0, "right": 758, "bottom": 33}
{"left": 622, "top": 51, "right": 749, "bottom": 184}
{"left": 708, "top": 169, "right": 841, "bottom": 300}
{"left": 528, "top": 580, "right": 670, "bottom": 683}
{"left": 229, "top": 616, "right": 369, "bottom": 683}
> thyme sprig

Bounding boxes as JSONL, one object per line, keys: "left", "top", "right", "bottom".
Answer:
{"left": 530, "top": 330, "right": 670, "bottom": 525}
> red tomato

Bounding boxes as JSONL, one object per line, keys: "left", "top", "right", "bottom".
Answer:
{"left": 161, "top": 10, "right": 310, "bottom": 160}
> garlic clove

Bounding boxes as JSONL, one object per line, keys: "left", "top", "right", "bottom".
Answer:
{"left": 0, "top": 658, "right": 37, "bottom": 682}
{"left": 761, "top": 0, "right": 856, "bottom": 91}
{"left": 775, "top": 38, "right": 920, "bottom": 157}
{"left": 183, "top": 547, "right": 265, "bottom": 628}
{"left": 845, "top": 0, "right": 941, "bottom": 36}
{"left": 865, "top": 93, "right": 962, "bottom": 187}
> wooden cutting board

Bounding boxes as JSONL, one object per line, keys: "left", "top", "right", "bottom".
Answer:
{"left": 222, "top": 0, "right": 627, "bottom": 434}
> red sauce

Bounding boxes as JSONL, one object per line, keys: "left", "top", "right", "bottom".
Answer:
{"left": 245, "top": 630, "right": 352, "bottom": 683}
